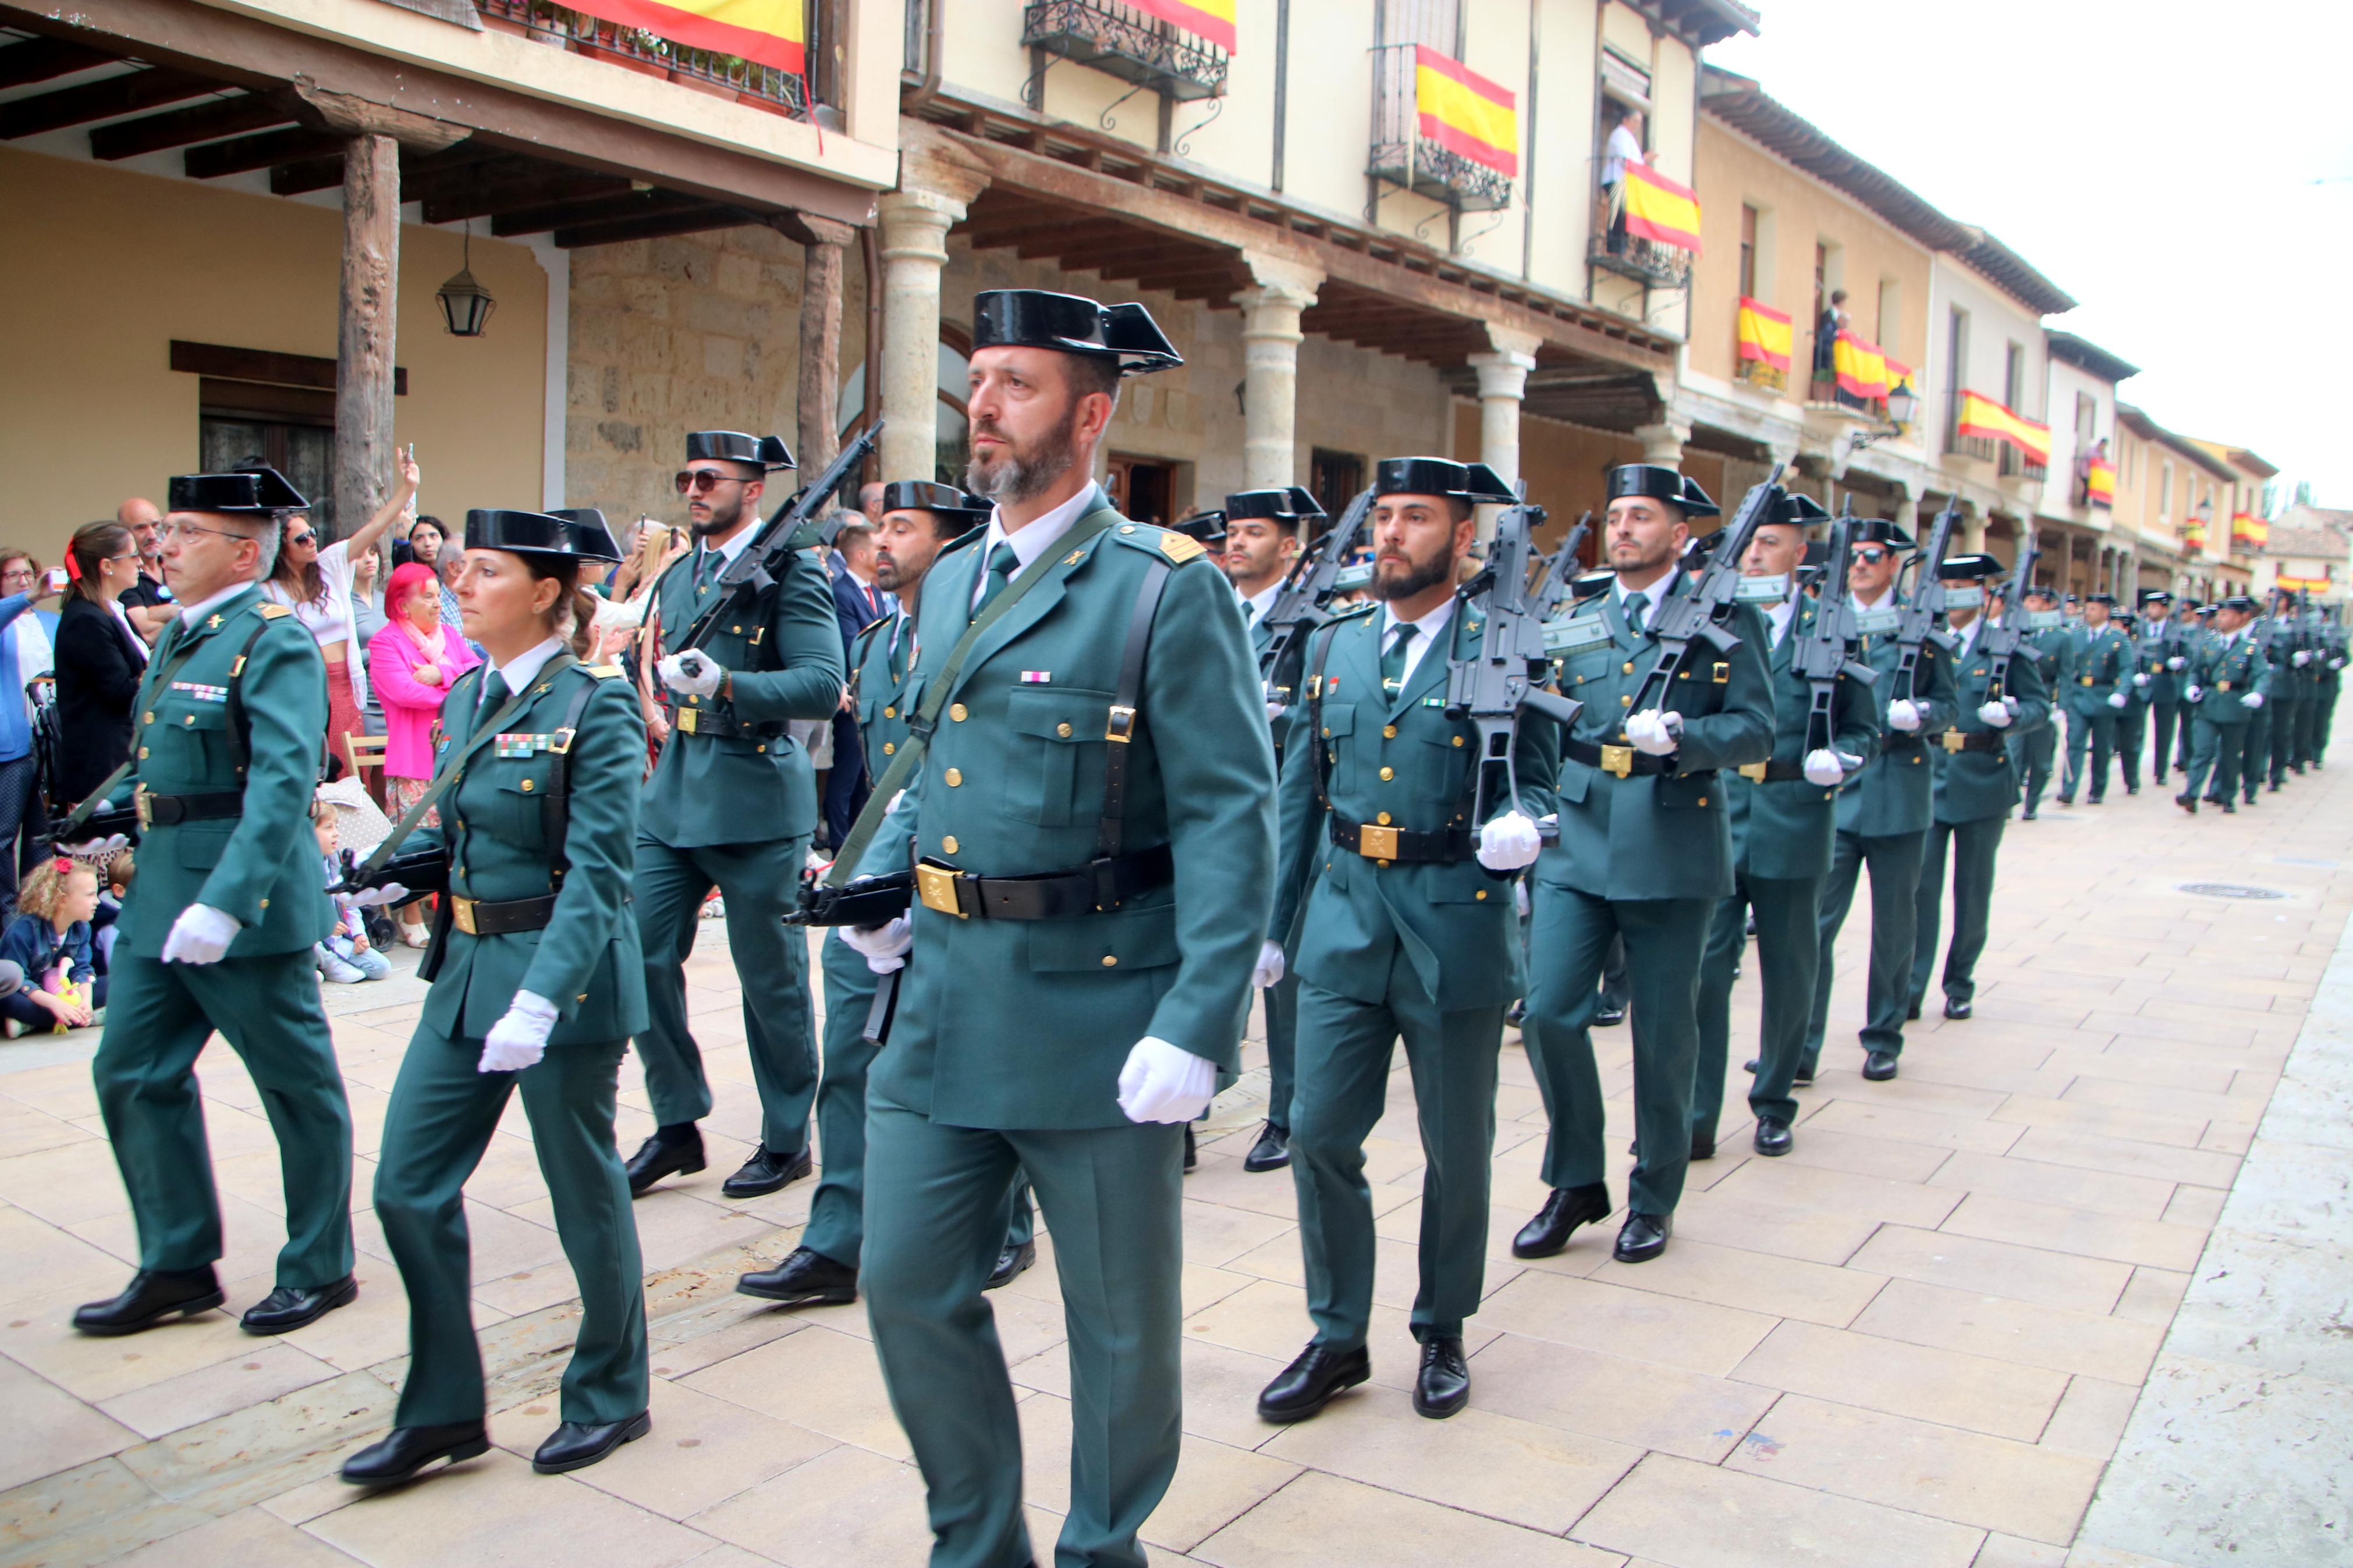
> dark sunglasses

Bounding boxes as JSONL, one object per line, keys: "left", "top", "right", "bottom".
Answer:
{"left": 1850, "top": 546, "right": 1893, "bottom": 564}
{"left": 674, "top": 470, "right": 746, "bottom": 495}
{"left": 288, "top": 530, "right": 318, "bottom": 548}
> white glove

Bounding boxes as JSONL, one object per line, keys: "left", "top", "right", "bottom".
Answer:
{"left": 161, "top": 903, "right": 241, "bottom": 965}
{"left": 1514, "top": 879, "right": 1530, "bottom": 919}
{"left": 840, "top": 915, "right": 913, "bottom": 975}
{"left": 1477, "top": 810, "right": 1543, "bottom": 871}
{"left": 1265, "top": 701, "right": 1289, "bottom": 723}
{"left": 2293, "top": 650, "right": 2312, "bottom": 667}
{"left": 656, "top": 650, "right": 725, "bottom": 698}
{"left": 1978, "top": 701, "right": 2013, "bottom": 728}
{"left": 1252, "top": 939, "right": 1286, "bottom": 990}
{"left": 1115, "top": 1036, "right": 1216, "bottom": 1124}
{"left": 2185, "top": 684, "right": 2203, "bottom": 703}
{"left": 349, "top": 882, "right": 410, "bottom": 909}
{"left": 2003, "top": 695, "right": 2021, "bottom": 714}
{"left": 478, "top": 990, "right": 557, "bottom": 1073}
{"left": 1625, "top": 709, "right": 1680, "bottom": 756}
{"left": 1802, "top": 749, "right": 1846, "bottom": 786}
{"left": 2132, "top": 672, "right": 2150, "bottom": 687}
{"left": 2167, "top": 656, "right": 2187, "bottom": 671}
{"left": 65, "top": 833, "right": 129, "bottom": 859}
{"left": 2333, "top": 657, "right": 2347, "bottom": 671}
{"left": 2105, "top": 691, "right": 2128, "bottom": 710}
{"left": 2242, "top": 691, "right": 2265, "bottom": 710}
{"left": 1887, "top": 699, "right": 1922, "bottom": 732}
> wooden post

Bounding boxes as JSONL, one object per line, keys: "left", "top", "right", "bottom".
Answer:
{"left": 333, "top": 131, "right": 400, "bottom": 542}
{"left": 796, "top": 215, "right": 857, "bottom": 475}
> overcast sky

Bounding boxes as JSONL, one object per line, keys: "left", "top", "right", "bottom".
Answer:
{"left": 1707, "top": 1, "right": 2353, "bottom": 511}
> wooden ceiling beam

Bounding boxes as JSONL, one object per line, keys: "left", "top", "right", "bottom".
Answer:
{"left": 0, "top": 65, "right": 211, "bottom": 137}
{"left": 183, "top": 123, "right": 339, "bottom": 177}
{"left": 421, "top": 168, "right": 626, "bottom": 225}
{"left": 494, "top": 187, "right": 701, "bottom": 237}
{"left": 87, "top": 90, "right": 288, "bottom": 159}
{"left": 553, "top": 203, "right": 761, "bottom": 248}
{"left": 0, "top": 35, "right": 112, "bottom": 88}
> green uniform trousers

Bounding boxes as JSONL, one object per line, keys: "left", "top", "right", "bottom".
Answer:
{"left": 2316, "top": 689, "right": 2337, "bottom": 761}
{"left": 93, "top": 950, "right": 352, "bottom": 1287}
{"left": 1524, "top": 886, "right": 1713, "bottom": 1217}
{"left": 863, "top": 1104, "right": 1183, "bottom": 1568}
{"left": 2294, "top": 692, "right": 2321, "bottom": 767}
{"left": 2149, "top": 701, "right": 2183, "bottom": 783}
{"left": 2185, "top": 717, "right": 2246, "bottom": 805}
{"left": 634, "top": 833, "right": 817, "bottom": 1151}
{"left": 2116, "top": 702, "right": 2147, "bottom": 788}
{"left": 1910, "top": 817, "right": 2004, "bottom": 1010}
{"left": 1290, "top": 969, "right": 1501, "bottom": 1351}
{"left": 2010, "top": 723, "right": 2058, "bottom": 815}
{"left": 1805, "top": 829, "right": 1925, "bottom": 1066}
{"left": 803, "top": 939, "right": 1033, "bottom": 1269}
{"left": 1259, "top": 898, "right": 1308, "bottom": 1133}
{"left": 2268, "top": 697, "right": 2301, "bottom": 787}
{"left": 374, "top": 1029, "right": 647, "bottom": 1427}
{"left": 1695, "top": 873, "right": 1822, "bottom": 1139}
{"left": 2061, "top": 709, "right": 2117, "bottom": 801}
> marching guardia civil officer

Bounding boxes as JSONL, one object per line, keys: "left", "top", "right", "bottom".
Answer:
{"left": 1695, "top": 493, "right": 1876, "bottom": 1162}
{"left": 2134, "top": 591, "right": 2189, "bottom": 788}
{"left": 2008, "top": 584, "right": 2072, "bottom": 820}
{"left": 734, "top": 480, "right": 1039, "bottom": 1309}
{"left": 838, "top": 290, "right": 1273, "bottom": 1568}
{"left": 2056, "top": 592, "right": 2130, "bottom": 805}
{"left": 71, "top": 467, "right": 356, "bottom": 1338}
{"left": 626, "top": 431, "right": 846, "bottom": 1199}
{"left": 1516, "top": 465, "right": 1773, "bottom": 1266}
{"left": 341, "top": 509, "right": 652, "bottom": 1484}
{"left": 1800, "top": 518, "right": 1959, "bottom": 1084}
{"left": 1224, "top": 484, "right": 1313, "bottom": 1174}
{"left": 2260, "top": 587, "right": 2306, "bottom": 792}
{"left": 2172, "top": 600, "right": 2209, "bottom": 777}
{"left": 1908, "top": 556, "right": 2049, "bottom": 1023}
{"left": 1251, "top": 458, "right": 1557, "bottom": 1425}
{"left": 2177, "top": 593, "right": 2270, "bottom": 814}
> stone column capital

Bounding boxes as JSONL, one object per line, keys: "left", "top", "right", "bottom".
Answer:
{"left": 897, "top": 121, "right": 993, "bottom": 208}
{"left": 1482, "top": 322, "right": 1543, "bottom": 360}
{"left": 1236, "top": 249, "right": 1325, "bottom": 308}
{"left": 1468, "top": 350, "right": 1535, "bottom": 402}
{"left": 1633, "top": 419, "right": 1692, "bottom": 465}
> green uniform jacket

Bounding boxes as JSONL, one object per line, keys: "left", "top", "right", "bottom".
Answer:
{"left": 850, "top": 607, "right": 920, "bottom": 769}
{"left": 409, "top": 660, "right": 648, "bottom": 1045}
{"left": 641, "top": 539, "right": 845, "bottom": 848}
{"left": 110, "top": 586, "right": 333, "bottom": 957}
{"left": 1268, "top": 601, "right": 1559, "bottom": 1011}
{"left": 1250, "top": 599, "right": 1303, "bottom": 762}
{"left": 1531, "top": 589, "right": 1774, "bottom": 901}
{"left": 2024, "top": 623, "right": 2075, "bottom": 699}
{"left": 2260, "top": 617, "right": 2309, "bottom": 705}
{"left": 1836, "top": 596, "right": 1961, "bottom": 839}
{"left": 859, "top": 499, "right": 1276, "bottom": 1129}
{"left": 1932, "top": 621, "right": 2053, "bottom": 824}
{"left": 1726, "top": 598, "right": 1881, "bottom": 882}
{"left": 2186, "top": 631, "right": 2270, "bottom": 726}
{"left": 2138, "top": 618, "right": 2189, "bottom": 703}
{"left": 2062, "top": 623, "right": 2132, "bottom": 716}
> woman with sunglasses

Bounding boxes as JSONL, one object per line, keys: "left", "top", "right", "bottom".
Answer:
{"left": 264, "top": 452, "right": 420, "bottom": 783}
{"left": 52, "top": 521, "right": 151, "bottom": 810}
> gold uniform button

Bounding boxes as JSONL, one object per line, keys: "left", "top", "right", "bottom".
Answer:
{"left": 883, "top": 741, "right": 896, "bottom": 755}
{"left": 1376, "top": 812, "right": 1392, "bottom": 825}
{"left": 520, "top": 779, "right": 534, "bottom": 792}
{"left": 885, "top": 706, "right": 897, "bottom": 719}
{"left": 1057, "top": 723, "right": 1073, "bottom": 737}
{"left": 945, "top": 768, "right": 963, "bottom": 787}
{"left": 1621, "top": 695, "right": 1632, "bottom": 707}
{"left": 942, "top": 834, "right": 959, "bottom": 854}
{"left": 1101, "top": 955, "right": 1118, "bottom": 967}
{"left": 1452, "top": 735, "right": 1464, "bottom": 747}
{"left": 577, "top": 993, "right": 588, "bottom": 1003}
{"left": 757, "top": 744, "right": 767, "bottom": 753}
{"left": 259, "top": 898, "right": 269, "bottom": 909}
{"left": 950, "top": 703, "right": 968, "bottom": 722}
{"left": 184, "top": 714, "right": 195, "bottom": 724}
{"left": 1475, "top": 889, "right": 1488, "bottom": 901}
{"left": 1623, "top": 662, "right": 1634, "bottom": 675}
{"left": 143, "top": 712, "right": 154, "bottom": 724}
{"left": 138, "top": 747, "right": 148, "bottom": 759}
{"left": 1383, "top": 724, "right": 1398, "bottom": 739}
{"left": 1697, "top": 797, "right": 1708, "bottom": 806}
{"left": 731, "top": 624, "right": 741, "bottom": 634}
{"left": 1379, "top": 765, "right": 1394, "bottom": 780}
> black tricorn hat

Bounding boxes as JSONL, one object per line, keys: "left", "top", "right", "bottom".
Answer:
{"left": 1763, "top": 492, "right": 1830, "bottom": 529}
{"left": 1937, "top": 553, "right": 2002, "bottom": 581}
{"left": 1173, "top": 511, "right": 1228, "bottom": 550}
{"left": 1801, "top": 539, "right": 1830, "bottom": 568}
{"left": 2221, "top": 593, "right": 2259, "bottom": 612}
{"left": 1848, "top": 518, "right": 1917, "bottom": 549}
{"left": 1224, "top": 486, "right": 1324, "bottom": 526}
{"left": 2139, "top": 589, "right": 2173, "bottom": 606}
{"left": 1605, "top": 464, "right": 1722, "bottom": 520}
{"left": 1374, "top": 457, "right": 1517, "bottom": 506}
{"left": 685, "top": 431, "right": 794, "bottom": 471}
{"left": 167, "top": 465, "right": 308, "bottom": 515}
{"left": 972, "top": 289, "right": 1183, "bottom": 375}
{"left": 878, "top": 480, "right": 991, "bottom": 530}
{"left": 2088, "top": 592, "right": 2119, "bottom": 607}
{"left": 466, "top": 509, "right": 623, "bottom": 564}
{"left": 1570, "top": 569, "right": 1616, "bottom": 602}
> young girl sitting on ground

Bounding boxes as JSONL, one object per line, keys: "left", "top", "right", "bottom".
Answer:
{"left": 1, "top": 858, "right": 105, "bottom": 1035}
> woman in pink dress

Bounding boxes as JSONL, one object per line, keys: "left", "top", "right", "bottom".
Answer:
{"left": 367, "top": 560, "right": 481, "bottom": 946}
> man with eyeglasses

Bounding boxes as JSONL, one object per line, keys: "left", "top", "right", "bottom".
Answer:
{"left": 623, "top": 431, "right": 846, "bottom": 1201}
{"left": 114, "top": 497, "right": 175, "bottom": 645}
{"left": 70, "top": 467, "right": 357, "bottom": 1338}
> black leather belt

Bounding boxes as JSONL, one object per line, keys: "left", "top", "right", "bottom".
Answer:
{"left": 450, "top": 894, "right": 558, "bottom": 936}
{"left": 914, "top": 844, "right": 1174, "bottom": 920}
{"left": 1937, "top": 730, "right": 2008, "bottom": 754}
{"left": 1561, "top": 737, "right": 1677, "bottom": 777}
{"left": 1882, "top": 734, "right": 1927, "bottom": 754}
{"left": 1330, "top": 815, "right": 1474, "bottom": 863}
{"left": 665, "top": 703, "right": 782, "bottom": 742}
{"left": 1734, "top": 760, "right": 1813, "bottom": 783}
{"left": 134, "top": 787, "right": 242, "bottom": 829}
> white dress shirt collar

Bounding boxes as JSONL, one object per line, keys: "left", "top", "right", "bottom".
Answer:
{"left": 696, "top": 521, "right": 758, "bottom": 573}
{"left": 481, "top": 635, "right": 567, "bottom": 703}
{"left": 972, "top": 485, "right": 1100, "bottom": 606}
{"left": 1764, "top": 595, "right": 1798, "bottom": 648}
{"left": 1854, "top": 586, "right": 1897, "bottom": 614}
{"left": 1612, "top": 571, "right": 1676, "bottom": 630}
{"left": 1240, "top": 581, "right": 1283, "bottom": 625}
{"left": 176, "top": 579, "right": 256, "bottom": 628}
{"left": 1952, "top": 615, "right": 1982, "bottom": 657}
{"left": 1377, "top": 595, "right": 1456, "bottom": 689}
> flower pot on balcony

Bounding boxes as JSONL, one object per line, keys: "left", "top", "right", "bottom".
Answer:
{"left": 480, "top": 12, "right": 535, "bottom": 36}
{"left": 734, "top": 89, "right": 794, "bottom": 116}
{"left": 572, "top": 36, "right": 669, "bottom": 77}
{"left": 666, "top": 67, "right": 736, "bottom": 98}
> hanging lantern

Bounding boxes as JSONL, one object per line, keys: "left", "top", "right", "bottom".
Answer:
{"left": 436, "top": 222, "right": 496, "bottom": 337}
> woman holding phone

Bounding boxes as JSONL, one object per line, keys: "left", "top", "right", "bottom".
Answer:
{"left": 264, "top": 451, "right": 419, "bottom": 778}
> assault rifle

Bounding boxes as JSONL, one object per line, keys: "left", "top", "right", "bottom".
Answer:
{"left": 1981, "top": 527, "right": 2039, "bottom": 702}
{"left": 1624, "top": 466, "right": 1785, "bottom": 717}
{"left": 1258, "top": 486, "right": 1373, "bottom": 711}
{"left": 1790, "top": 510, "right": 1876, "bottom": 754}
{"left": 1893, "top": 493, "right": 1961, "bottom": 703}
{"left": 1528, "top": 513, "right": 1594, "bottom": 623}
{"left": 1444, "top": 485, "right": 1584, "bottom": 833}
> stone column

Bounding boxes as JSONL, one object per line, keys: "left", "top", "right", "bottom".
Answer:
{"left": 795, "top": 215, "right": 857, "bottom": 472}
{"left": 1231, "top": 252, "right": 1323, "bottom": 489}
{"left": 333, "top": 133, "right": 400, "bottom": 541}
{"left": 1961, "top": 507, "right": 1987, "bottom": 556}
{"left": 875, "top": 134, "right": 988, "bottom": 483}
{"left": 1468, "top": 325, "right": 1543, "bottom": 520}
{"left": 1634, "top": 419, "right": 1691, "bottom": 467}
{"left": 1894, "top": 494, "right": 1922, "bottom": 539}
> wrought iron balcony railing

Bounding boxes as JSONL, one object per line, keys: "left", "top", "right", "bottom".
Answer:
{"left": 1368, "top": 43, "right": 1513, "bottom": 214}
{"left": 1588, "top": 233, "right": 1692, "bottom": 289}
{"left": 1021, "top": 0, "right": 1229, "bottom": 103}
{"left": 477, "top": 0, "right": 811, "bottom": 116}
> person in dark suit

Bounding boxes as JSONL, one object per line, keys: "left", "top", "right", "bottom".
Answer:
{"left": 822, "top": 515, "right": 893, "bottom": 848}
{"left": 54, "top": 521, "right": 150, "bottom": 808}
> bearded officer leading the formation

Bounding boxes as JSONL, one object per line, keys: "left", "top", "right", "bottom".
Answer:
{"left": 837, "top": 289, "right": 1273, "bottom": 1568}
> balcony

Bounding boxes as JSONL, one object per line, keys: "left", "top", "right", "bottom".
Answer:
{"left": 477, "top": 0, "right": 811, "bottom": 115}
{"left": 1734, "top": 358, "right": 1787, "bottom": 396}
{"left": 1021, "top": 0, "right": 1229, "bottom": 103}
{"left": 1589, "top": 233, "right": 1692, "bottom": 288}
{"left": 1947, "top": 429, "right": 2000, "bottom": 464}
{"left": 1998, "top": 445, "right": 2047, "bottom": 484}
{"left": 1368, "top": 43, "right": 1513, "bottom": 213}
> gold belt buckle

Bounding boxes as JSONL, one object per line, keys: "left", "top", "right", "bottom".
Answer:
{"left": 1737, "top": 762, "right": 1768, "bottom": 783}
{"left": 1942, "top": 730, "right": 1967, "bottom": 753}
{"left": 675, "top": 707, "right": 699, "bottom": 735}
{"left": 2080, "top": 677, "right": 2095, "bottom": 685}
{"left": 1600, "top": 744, "right": 1634, "bottom": 778}
{"left": 915, "top": 862, "right": 967, "bottom": 918}
{"left": 133, "top": 784, "right": 154, "bottom": 830}
{"left": 2218, "top": 681, "right": 2233, "bottom": 692}
{"left": 1105, "top": 704, "right": 1137, "bottom": 744}
{"left": 452, "top": 897, "right": 478, "bottom": 936}
{"left": 1357, "top": 823, "right": 1400, "bottom": 860}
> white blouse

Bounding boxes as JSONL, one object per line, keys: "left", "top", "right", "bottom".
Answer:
{"left": 264, "top": 538, "right": 368, "bottom": 706}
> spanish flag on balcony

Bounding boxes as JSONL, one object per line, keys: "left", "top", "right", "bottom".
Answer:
{"left": 2233, "top": 512, "right": 2269, "bottom": 547}
{"left": 1832, "top": 330, "right": 1889, "bottom": 400}
{"left": 1414, "top": 46, "right": 1517, "bottom": 177}
{"left": 568, "top": 0, "right": 804, "bottom": 73}
{"left": 1955, "top": 390, "right": 2053, "bottom": 467}
{"left": 1134, "top": 0, "right": 1238, "bottom": 54}
{"left": 1736, "top": 298, "right": 1793, "bottom": 372}
{"left": 1621, "top": 163, "right": 1701, "bottom": 252}
{"left": 2182, "top": 516, "right": 2209, "bottom": 549}
{"left": 2085, "top": 459, "right": 2117, "bottom": 507}
{"left": 2277, "top": 571, "right": 2332, "bottom": 593}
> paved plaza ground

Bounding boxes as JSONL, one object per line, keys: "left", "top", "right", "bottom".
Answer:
{"left": 1, "top": 764, "right": 2348, "bottom": 1568}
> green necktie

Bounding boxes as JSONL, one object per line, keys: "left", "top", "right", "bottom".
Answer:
{"left": 1380, "top": 623, "right": 1417, "bottom": 695}
{"left": 1624, "top": 591, "right": 1650, "bottom": 634}
{"left": 974, "top": 542, "right": 1020, "bottom": 616}
{"left": 473, "top": 671, "right": 510, "bottom": 741}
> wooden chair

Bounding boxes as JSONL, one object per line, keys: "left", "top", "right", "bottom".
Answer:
{"left": 344, "top": 732, "right": 388, "bottom": 799}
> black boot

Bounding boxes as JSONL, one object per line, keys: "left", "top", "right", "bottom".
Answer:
{"left": 737, "top": 1246, "right": 858, "bottom": 1307}
{"left": 340, "top": 1422, "right": 491, "bottom": 1485}
{"left": 624, "top": 1123, "right": 705, "bottom": 1197}
{"left": 1510, "top": 1183, "right": 1612, "bottom": 1259}
{"left": 1183, "top": 1123, "right": 1198, "bottom": 1172}
{"left": 72, "top": 1267, "right": 224, "bottom": 1336}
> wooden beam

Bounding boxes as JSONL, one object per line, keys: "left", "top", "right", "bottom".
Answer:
{"left": 796, "top": 215, "right": 853, "bottom": 471}
{"left": 0, "top": 36, "right": 111, "bottom": 89}
{"left": 184, "top": 124, "right": 339, "bottom": 178}
{"left": 88, "top": 91, "right": 289, "bottom": 159}
{"left": 0, "top": 66, "right": 212, "bottom": 138}
{"left": 493, "top": 187, "right": 702, "bottom": 238}
{"left": 170, "top": 339, "right": 407, "bottom": 395}
{"left": 421, "top": 168, "right": 625, "bottom": 226}
{"left": 334, "top": 133, "right": 400, "bottom": 544}
{"left": 269, "top": 153, "right": 345, "bottom": 196}
{"left": 552, "top": 204, "right": 761, "bottom": 248}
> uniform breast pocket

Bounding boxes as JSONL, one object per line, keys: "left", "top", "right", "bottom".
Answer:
{"left": 1004, "top": 687, "right": 1114, "bottom": 828}
{"left": 154, "top": 701, "right": 232, "bottom": 777}
{"left": 1315, "top": 702, "right": 1357, "bottom": 795}
{"left": 491, "top": 765, "right": 553, "bottom": 845}
{"left": 1417, "top": 722, "right": 1472, "bottom": 802}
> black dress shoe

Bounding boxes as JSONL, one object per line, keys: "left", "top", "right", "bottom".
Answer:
{"left": 2055, "top": 794, "right": 2073, "bottom": 806}
{"left": 533, "top": 1411, "right": 650, "bottom": 1474}
{"left": 1752, "top": 1116, "right": 1793, "bottom": 1157}
{"left": 72, "top": 1267, "right": 224, "bottom": 1336}
{"left": 1510, "top": 1182, "right": 1612, "bottom": 1259}
{"left": 2021, "top": 806, "right": 2037, "bottom": 820}
{"left": 736, "top": 1246, "right": 857, "bottom": 1307}
{"left": 1243, "top": 1121, "right": 1291, "bottom": 1173}
{"left": 1505, "top": 1000, "right": 1527, "bottom": 1027}
{"left": 1742, "top": 1058, "right": 1759, "bottom": 1074}
{"left": 721, "top": 1145, "right": 813, "bottom": 1199}
{"left": 1862, "top": 1050, "right": 1900, "bottom": 1081}
{"left": 2127, "top": 785, "right": 2140, "bottom": 797}
{"left": 985, "top": 1240, "right": 1037, "bottom": 1291}
{"left": 1905, "top": 999, "right": 1922, "bottom": 1022}
{"left": 2223, "top": 801, "right": 2238, "bottom": 814}
{"left": 340, "top": 1421, "right": 491, "bottom": 1485}
{"left": 2088, "top": 795, "right": 2105, "bottom": 806}
{"left": 624, "top": 1125, "right": 705, "bottom": 1197}
{"left": 2176, "top": 793, "right": 2197, "bottom": 814}
{"left": 242, "top": 1274, "right": 357, "bottom": 1335}
{"left": 1593, "top": 1003, "right": 1627, "bottom": 1027}
{"left": 1256, "top": 1341, "right": 1370, "bottom": 1423}
{"left": 1183, "top": 1123, "right": 1198, "bottom": 1172}
{"left": 1690, "top": 1132, "right": 1716, "bottom": 1162}
{"left": 1793, "top": 1062, "right": 1815, "bottom": 1087}
{"left": 1613, "top": 1211, "right": 1672, "bottom": 1264}
{"left": 1412, "top": 1336, "right": 1470, "bottom": 1419}
{"left": 1943, "top": 997, "right": 1973, "bottom": 1021}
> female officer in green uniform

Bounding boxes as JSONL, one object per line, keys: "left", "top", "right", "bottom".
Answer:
{"left": 340, "top": 508, "right": 652, "bottom": 1486}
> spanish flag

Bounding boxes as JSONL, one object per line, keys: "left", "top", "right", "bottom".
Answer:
{"left": 1833, "top": 330, "right": 1889, "bottom": 400}
{"left": 567, "top": 0, "right": 803, "bottom": 72}
{"left": 2085, "top": 460, "right": 2116, "bottom": 507}
{"left": 2277, "top": 571, "right": 2331, "bottom": 593}
{"left": 1736, "top": 298, "right": 1793, "bottom": 372}
{"left": 1414, "top": 46, "right": 1517, "bottom": 177}
{"left": 2182, "top": 517, "right": 2209, "bottom": 549}
{"left": 2233, "top": 512, "right": 2269, "bottom": 547}
{"left": 1956, "top": 390, "right": 2052, "bottom": 466}
{"left": 1622, "top": 163, "right": 1701, "bottom": 253}
{"left": 1134, "top": 0, "right": 1237, "bottom": 54}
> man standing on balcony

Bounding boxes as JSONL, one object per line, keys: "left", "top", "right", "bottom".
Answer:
{"left": 2009, "top": 584, "right": 2072, "bottom": 819}
{"left": 2056, "top": 592, "right": 2130, "bottom": 806}
{"left": 1599, "top": 106, "right": 1645, "bottom": 254}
